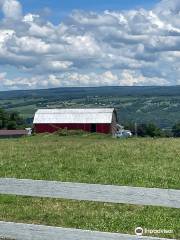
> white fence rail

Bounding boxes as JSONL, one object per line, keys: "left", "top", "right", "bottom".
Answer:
{"left": 0, "top": 178, "right": 179, "bottom": 240}
{"left": 0, "top": 178, "right": 180, "bottom": 208}
{"left": 0, "top": 221, "right": 175, "bottom": 240}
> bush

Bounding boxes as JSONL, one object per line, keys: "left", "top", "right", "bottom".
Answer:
{"left": 172, "top": 122, "right": 180, "bottom": 137}
{"left": 145, "top": 123, "right": 163, "bottom": 137}
{"left": 56, "top": 128, "right": 87, "bottom": 136}
{"left": 124, "top": 122, "right": 164, "bottom": 137}
{"left": 138, "top": 123, "right": 164, "bottom": 137}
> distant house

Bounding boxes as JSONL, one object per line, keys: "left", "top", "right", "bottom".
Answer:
{"left": 0, "top": 129, "right": 30, "bottom": 138}
{"left": 33, "top": 108, "right": 118, "bottom": 135}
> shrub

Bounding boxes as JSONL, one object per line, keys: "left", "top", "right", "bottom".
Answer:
{"left": 172, "top": 122, "right": 180, "bottom": 137}
{"left": 56, "top": 128, "right": 87, "bottom": 136}
{"left": 124, "top": 122, "right": 164, "bottom": 137}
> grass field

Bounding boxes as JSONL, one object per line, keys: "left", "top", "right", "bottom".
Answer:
{"left": 0, "top": 134, "right": 180, "bottom": 238}
{"left": 0, "top": 134, "right": 179, "bottom": 189}
{"left": 0, "top": 195, "right": 179, "bottom": 239}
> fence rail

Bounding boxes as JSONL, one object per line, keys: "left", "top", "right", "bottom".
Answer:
{"left": 0, "top": 178, "right": 179, "bottom": 240}
{"left": 0, "top": 221, "right": 175, "bottom": 240}
{"left": 0, "top": 178, "right": 180, "bottom": 208}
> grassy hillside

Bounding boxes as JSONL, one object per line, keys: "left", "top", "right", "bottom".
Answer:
{"left": 0, "top": 134, "right": 179, "bottom": 189}
{"left": 0, "top": 86, "right": 180, "bottom": 128}
{"left": 0, "top": 135, "right": 179, "bottom": 239}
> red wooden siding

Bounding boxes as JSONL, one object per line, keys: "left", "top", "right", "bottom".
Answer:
{"left": 96, "top": 124, "right": 111, "bottom": 134}
{"left": 34, "top": 123, "right": 111, "bottom": 134}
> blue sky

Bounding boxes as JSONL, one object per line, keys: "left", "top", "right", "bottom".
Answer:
{"left": 20, "top": 0, "right": 160, "bottom": 23}
{"left": 0, "top": 0, "right": 179, "bottom": 90}
{"left": 21, "top": 0, "right": 160, "bottom": 12}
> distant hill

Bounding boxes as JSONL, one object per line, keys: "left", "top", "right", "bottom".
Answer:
{"left": 0, "top": 86, "right": 179, "bottom": 129}
{"left": 0, "top": 86, "right": 180, "bottom": 99}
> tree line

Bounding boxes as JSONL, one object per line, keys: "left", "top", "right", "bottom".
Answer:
{"left": 0, "top": 108, "right": 25, "bottom": 130}
{"left": 124, "top": 122, "right": 180, "bottom": 137}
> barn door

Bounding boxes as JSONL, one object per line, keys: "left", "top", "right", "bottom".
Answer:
{"left": 91, "top": 124, "right": 96, "bottom": 133}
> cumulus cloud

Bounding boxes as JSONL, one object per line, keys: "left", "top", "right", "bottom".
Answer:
{"left": 1, "top": 0, "right": 22, "bottom": 20}
{"left": 0, "top": 0, "right": 179, "bottom": 89}
{"left": 155, "top": 0, "right": 180, "bottom": 15}
{"left": 0, "top": 70, "right": 170, "bottom": 90}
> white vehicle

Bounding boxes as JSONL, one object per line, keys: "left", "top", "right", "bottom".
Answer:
{"left": 115, "top": 129, "right": 132, "bottom": 138}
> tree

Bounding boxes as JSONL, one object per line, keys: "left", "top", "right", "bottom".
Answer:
{"left": 145, "top": 123, "right": 163, "bottom": 137}
{"left": 136, "top": 123, "right": 163, "bottom": 137}
{"left": 137, "top": 124, "right": 147, "bottom": 137}
{"left": 172, "top": 122, "right": 180, "bottom": 137}
{"left": 9, "top": 111, "right": 24, "bottom": 126}
{"left": 0, "top": 108, "right": 25, "bottom": 130}
{"left": 0, "top": 108, "right": 8, "bottom": 129}
{"left": 7, "top": 121, "right": 17, "bottom": 130}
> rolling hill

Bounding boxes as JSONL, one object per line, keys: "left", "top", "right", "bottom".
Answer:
{"left": 0, "top": 86, "right": 180, "bottom": 128}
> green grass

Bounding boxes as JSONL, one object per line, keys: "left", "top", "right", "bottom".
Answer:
{"left": 0, "top": 135, "right": 179, "bottom": 239}
{"left": 0, "top": 195, "right": 179, "bottom": 239}
{"left": 0, "top": 134, "right": 179, "bottom": 189}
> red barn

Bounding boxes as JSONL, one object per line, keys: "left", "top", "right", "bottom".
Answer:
{"left": 33, "top": 108, "right": 118, "bottom": 135}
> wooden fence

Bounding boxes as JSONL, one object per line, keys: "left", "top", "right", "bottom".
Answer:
{"left": 0, "top": 221, "right": 174, "bottom": 240}
{"left": 0, "top": 178, "right": 179, "bottom": 240}
{"left": 0, "top": 178, "right": 179, "bottom": 208}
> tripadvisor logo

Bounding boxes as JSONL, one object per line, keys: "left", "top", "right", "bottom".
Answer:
{"left": 135, "top": 227, "right": 143, "bottom": 236}
{"left": 135, "top": 227, "right": 173, "bottom": 236}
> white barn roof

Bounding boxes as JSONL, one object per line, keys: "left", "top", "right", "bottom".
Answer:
{"left": 33, "top": 108, "right": 115, "bottom": 124}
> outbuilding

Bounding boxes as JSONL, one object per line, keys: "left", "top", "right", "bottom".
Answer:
{"left": 0, "top": 129, "right": 31, "bottom": 138}
{"left": 33, "top": 108, "right": 118, "bottom": 135}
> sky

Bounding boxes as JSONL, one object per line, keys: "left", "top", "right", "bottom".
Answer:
{"left": 0, "top": 0, "right": 179, "bottom": 90}
{"left": 17, "top": 0, "right": 160, "bottom": 23}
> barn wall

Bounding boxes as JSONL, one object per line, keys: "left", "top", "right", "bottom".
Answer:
{"left": 34, "top": 123, "right": 111, "bottom": 134}
{"left": 96, "top": 124, "right": 111, "bottom": 134}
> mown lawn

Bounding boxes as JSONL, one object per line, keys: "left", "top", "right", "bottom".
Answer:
{"left": 0, "top": 195, "right": 179, "bottom": 239}
{"left": 0, "top": 134, "right": 180, "bottom": 239}
{"left": 0, "top": 134, "right": 179, "bottom": 189}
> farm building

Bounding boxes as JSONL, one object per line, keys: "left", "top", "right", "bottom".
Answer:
{"left": 33, "top": 108, "right": 118, "bottom": 135}
{"left": 0, "top": 129, "right": 31, "bottom": 138}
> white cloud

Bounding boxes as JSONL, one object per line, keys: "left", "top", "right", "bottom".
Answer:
{"left": 0, "top": 70, "right": 170, "bottom": 90}
{"left": 42, "top": 60, "right": 73, "bottom": 72}
{"left": 0, "top": 72, "right": 7, "bottom": 80}
{"left": 1, "top": 0, "right": 22, "bottom": 20}
{"left": 10, "top": 36, "right": 51, "bottom": 54}
{"left": 155, "top": 0, "right": 180, "bottom": 15}
{"left": 0, "top": 0, "right": 179, "bottom": 89}
{"left": 23, "top": 13, "right": 39, "bottom": 23}
{"left": 0, "top": 29, "right": 14, "bottom": 47}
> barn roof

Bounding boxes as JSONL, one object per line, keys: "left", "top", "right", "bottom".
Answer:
{"left": 33, "top": 108, "right": 115, "bottom": 124}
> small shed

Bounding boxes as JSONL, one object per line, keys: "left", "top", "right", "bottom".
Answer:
{"left": 0, "top": 130, "right": 29, "bottom": 138}
{"left": 33, "top": 108, "right": 118, "bottom": 135}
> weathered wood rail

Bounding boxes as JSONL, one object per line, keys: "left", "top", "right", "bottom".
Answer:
{"left": 0, "top": 178, "right": 180, "bottom": 208}
{"left": 0, "top": 221, "right": 175, "bottom": 240}
{"left": 0, "top": 178, "right": 179, "bottom": 239}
